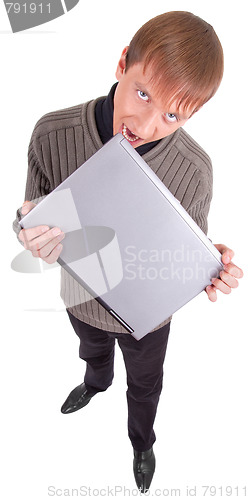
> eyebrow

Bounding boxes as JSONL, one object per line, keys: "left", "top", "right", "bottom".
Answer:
{"left": 135, "top": 81, "right": 191, "bottom": 121}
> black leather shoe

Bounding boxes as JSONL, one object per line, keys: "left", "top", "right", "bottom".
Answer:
{"left": 61, "top": 383, "right": 96, "bottom": 414}
{"left": 133, "top": 447, "right": 155, "bottom": 493}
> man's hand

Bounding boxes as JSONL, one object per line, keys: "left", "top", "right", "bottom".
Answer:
{"left": 205, "top": 243, "right": 243, "bottom": 302}
{"left": 18, "top": 200, "right": 65, "bottom": 264}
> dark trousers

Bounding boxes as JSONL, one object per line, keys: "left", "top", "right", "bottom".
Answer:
{"left": 67, "top": 310, "right": 171, "bottom": 452}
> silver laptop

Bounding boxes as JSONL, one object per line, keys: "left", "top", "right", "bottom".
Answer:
{"left": 20, "top": 133, "right": 223, "bottom": 340}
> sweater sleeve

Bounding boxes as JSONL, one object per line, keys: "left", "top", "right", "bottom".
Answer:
{"left": 186, "top": 169, "right": 213, "bottom": 236}
{"left": 187, "top": 191, "right": 212, "bottom": 235}
{"left": 12, "top": 128, "right": 51, "bottom": 240}
{"left": 171, "top": 127, "right": 213, "bottom": 236}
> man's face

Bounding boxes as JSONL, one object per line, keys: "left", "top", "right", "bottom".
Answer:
{"left": 113, "top": 48, "right": 195, "bottom": 148}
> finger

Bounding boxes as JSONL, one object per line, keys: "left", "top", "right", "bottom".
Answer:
{"left": 31, "top": 231, "right": 65, "bottom": 256}
{"left": 219, "top": 270, "right": 239, "bottom": 289}
{"left": 223, "top": 263, "right": 244, "bottom": 279}
{"left": 21, "top": 201, "right": 36, "bottom": 215}
{"left": 215, "top": 243, "right": 234, "bottom": 257}
{"left": 211, "top": 277, "right": 231, "bottom": 294}
{"left": 205, "top": 285, "right": 217, "bottom": 302}
{"left": 221, "top": 252, "right": 233, "bottom": 265}
{"left": 215, "top": 244, "right": 234, "bottom": 265}
{"left": 43, "top": 243, "right": 63, "bottom": 264}
{"left": 19, "top": 225, "right": 50, "bottom": 245}
{"left": 20, "top": 226, "right": 62, "bottom": 249}
{"left": 31, "top": 233, "right": 65, "bottom": 258}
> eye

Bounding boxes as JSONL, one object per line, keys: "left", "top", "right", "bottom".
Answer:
{"left": 165, "top": 113, "right": 177, "bottom": 123}
{"left": 137, "top": 90, "right": 149, "bottom": 101}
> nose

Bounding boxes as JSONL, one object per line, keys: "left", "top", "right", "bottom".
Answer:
{"left": 134, "top": 108, "right": 159, "bottom": 139}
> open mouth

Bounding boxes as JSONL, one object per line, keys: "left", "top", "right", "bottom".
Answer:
{"left": 121, "top": 124, "right": 141, "bottom": 144}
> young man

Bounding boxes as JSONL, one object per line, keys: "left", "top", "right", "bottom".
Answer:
{"left": 13, "top": 11, "right": 243, "bottom": 493}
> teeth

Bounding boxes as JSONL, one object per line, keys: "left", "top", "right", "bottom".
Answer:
{"left": 122, "top": 125, "right": 139, "bottom": 142}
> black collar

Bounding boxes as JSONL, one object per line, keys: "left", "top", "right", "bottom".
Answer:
{"left": 94, "top": 83, "right": 160, "bottom": 156}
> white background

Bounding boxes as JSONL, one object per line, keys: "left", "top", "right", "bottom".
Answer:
{"left": 1, "top": 0, "right": 249, "bottom": 498}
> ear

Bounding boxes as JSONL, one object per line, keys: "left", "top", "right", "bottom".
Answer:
{"left": 115, "top": 46, "right": 129, "bottom": 81}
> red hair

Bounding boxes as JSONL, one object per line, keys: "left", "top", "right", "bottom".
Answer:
{"left": 125, "top": 11, "right": 224, "bottom": 113}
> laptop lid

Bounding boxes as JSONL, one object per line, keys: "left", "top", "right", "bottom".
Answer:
{"left": 20, "top": 133, "right": 223, "bottom": 340}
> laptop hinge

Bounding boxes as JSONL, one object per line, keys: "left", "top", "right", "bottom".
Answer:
{"left": 108, "top": 310, "right": 134, "bottom": 334}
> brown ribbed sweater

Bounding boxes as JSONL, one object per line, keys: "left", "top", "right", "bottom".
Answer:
{"left": 13, "top": 97, "right": 213, "bottom": 333}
